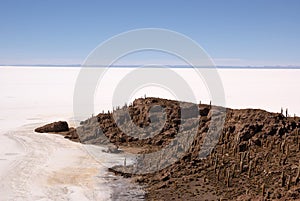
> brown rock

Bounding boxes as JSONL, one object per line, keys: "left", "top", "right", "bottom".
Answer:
{"left": 35, "top": 121, "right": 69, "bottom": 133}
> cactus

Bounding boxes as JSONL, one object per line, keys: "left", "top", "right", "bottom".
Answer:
{"left": 240, "top": 160, "right": 243, "bottom": 173}
{"left": 221, "top": 165, "right": 226, "bottom": 178}
{"left": 239, "top": 153, "right": 246, "bottom": 172}
{"left": 277, "top": 141, "right": 281, "bottom": 152}
{"left": 248, "top": 161, "right": 252, "bottom": 178}
{"left": 265, "top": 139, "right": 269, "bottom": 149}
{"left": 278, "top": 154, "right": 282, "bottom": 166}
{"left": 225, "top": 131, "right": 230, "bottom": 143}
{"left": 282, "top": 156, "right": 287, "bottom": 166}
{"left": 270, "top": 138, "right": 275, "bottom": 150}
{"left": 261, "top": 183, "right": 265, "bottom": 198}
{"left": 247, "top": 139, "right": 252, "bottom": 149}
{"left": 217, "top": 168, "right": 220, "bottom": 181}
{"left": 247, "top": 151, "right": 250, "bottom": 164}
{"left": 233, "top": 145, "right": 237, "bottom": 156}
{"left": 287, "top": 175, "right": 291, "bottom": 190}
{"left": 281, "top": 171, "right": 285, "bottom": 187}
{"left": 226, "top": 168, "right": 230, "bottom": 187}
{"left": 232, "top": 163, "right": 236, "bottom": 178}
{"left": 295, "top": 160, "right": 300, "bottom": 185}
{"left": 236, "top": 132, "right": 241, "bottom": 145}
{"left": 253, "top": 157, "right": 257, "bottom": 171}
{"left": 281, "top": 140, "right": 286, "bottom": 154}
{"left": 242, "top": 152, "right": 246, "bottom": 161}
{"left": 214, "top": 157, "right": 218, "bottom": 173}
{"left": 285, "top": 144, "right": 290, "bottom": 156}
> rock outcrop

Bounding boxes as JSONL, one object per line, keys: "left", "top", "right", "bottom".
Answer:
{"left": 96, "top": 98, "right": 300, "bottom": 200}
{"left": 35, "top": 121, "right": 69, "bottom": 133}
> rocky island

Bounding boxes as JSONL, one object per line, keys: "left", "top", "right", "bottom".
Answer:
{"left": 35, "top": 97, "right": 300, "bottom": 200}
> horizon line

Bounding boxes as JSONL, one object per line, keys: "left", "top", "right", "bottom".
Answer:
{"left": 1, "top": 64, "right": 300, "bottom": 69}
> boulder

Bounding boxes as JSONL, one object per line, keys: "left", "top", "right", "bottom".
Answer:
{"left": 35, "top": 121, "right": 69, "bottom": 133}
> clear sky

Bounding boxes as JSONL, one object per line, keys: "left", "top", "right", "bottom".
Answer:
{"left": 0, "top": 0, "right": 299, "bottom": 66}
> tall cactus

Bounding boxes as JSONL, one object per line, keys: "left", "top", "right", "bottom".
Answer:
{"left": 248, "top": 161, "right": 252, "bottom": 178}
{"left": 226, "top": 168, "right": 230, "bottom": 187}
{"left": 295, "top": 160, "right": 300, "bottom": 185}
{"left": 232, "top": 163, "right": 236, "bottom": 178}
{"left": 261, "top": 183, "right": 265, "bottom": 198}
{"left": 281, "top": 171, "right": 285, "bottom": 187}
{"left": 217, "top": 167, "right": 220, "bottom": 181}
{"left": 287, "top": 175, "right": 291, "bottom": 190}
{"left": 240, "top": 160, "right": 243, "bottom": 173}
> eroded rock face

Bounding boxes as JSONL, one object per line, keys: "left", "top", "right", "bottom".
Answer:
{"left": 35, "top": 121, "right": 69, "bottom": 133}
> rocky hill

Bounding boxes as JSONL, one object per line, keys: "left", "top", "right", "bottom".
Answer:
{"left": 36, "top": 97, "right": 300, "bottom": 200}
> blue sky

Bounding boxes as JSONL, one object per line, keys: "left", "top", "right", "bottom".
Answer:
{"left": 0, "top": 0, "right": 299, "bottom": 66}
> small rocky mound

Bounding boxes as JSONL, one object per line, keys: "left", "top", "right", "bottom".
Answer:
{"left": 35, "top": 121, "right": 69, "bottom": 133}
